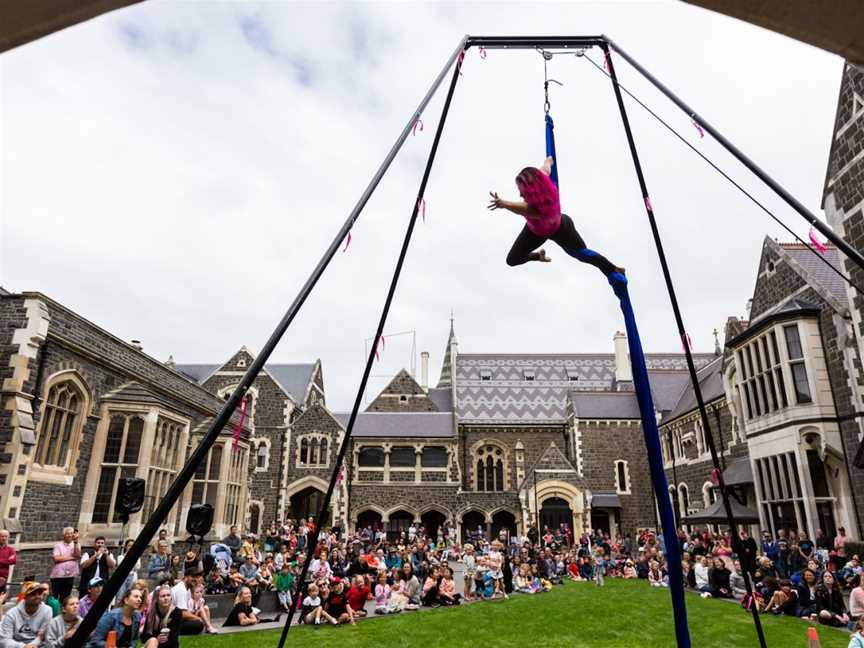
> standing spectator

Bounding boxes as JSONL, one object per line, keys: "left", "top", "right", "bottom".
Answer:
{"left": 775, "top": 529, "right": 790, "bottom": 579}
{"left": 833, "top": 527, "right": 848, "bottom": 569}
{"left": 797, "top": 531, "right": 815, "bottom": 573}
{"left": 86, "top": 587, "right": 143, "bottom": 648}
{"left": 42, "top": 595, "right": 82, "bottom": 648}
{"left": 274, "top": 563, "right": 294, "bottom": 613}
{"left": 735, "top": 528, "right": 757, "bottom": 575}
{"left": 0, "top": 531, "right": 16, "bottom": 586}
{"left": 147, "top": 541, "right": 171, "bottom": 586}
{"left": 222, "top": 526, "right": 242, "bottom": 565}
{"left": 79, "top": 578, "right": 105, "bottom": 619}
{"left": 80, "top": 537, "right": 116, "bottom": 597}
{"left": 50, "top": 528, "right": 80, "bottom": 602}
{"left": 140, "top": 585, "right": 183, "bottom": 648}
{"left": 0, "top": 582, "right": 53, "bottom": 648}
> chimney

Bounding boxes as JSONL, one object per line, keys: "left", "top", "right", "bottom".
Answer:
{"left": 420, "top": 351, "right": 429, "bottom": 392}
{"left": 130, "top": 339, "right": 143, "bottom": 351}
{"left": 613, "top": 331, "right": 632, "bottom": 383}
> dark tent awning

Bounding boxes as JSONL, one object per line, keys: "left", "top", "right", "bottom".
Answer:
{"left": 592, "top": 492, "right": 622, "bottom": 508}
{"left": 682, "top": 497, "right": 760, "bottom": 524}
{"left": 683, "top": 1, "right": 864, "bottom": 65}
{"left": 723, "top": 457, "right": 754, "bottom": 487}
{"left": 1, "top": 1, "right": 144, "bottom": 53}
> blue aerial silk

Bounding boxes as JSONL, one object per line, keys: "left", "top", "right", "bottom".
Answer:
{"left": 610, "top": 273, "right": 691, "bottom": 648}
{"left": 547, "top": 113, "right": 691, "bottom": 648}
{"left": 545, "top": 113, "right": 559, "bottom": 188}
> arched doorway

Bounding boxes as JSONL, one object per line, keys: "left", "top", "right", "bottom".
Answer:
{"left": 491, "top": 510, "right": 517, "bottom": 543}
{"left": 540, "top": 497, "right": 572, "bottom": 535}
{"left": 421, "top": 510, "right": 447, "bottom": 541}
{"left": 590, "top": 509, "right": 610, "bottom": 536}
{"left": 290, "top": 487, "right": 330, "bottom": 526}
{"left": 356, "top": 509, "right": 383, "bottom": 533}
{"left": 461, "top": 510, "right": 486, "bottom": 544}
{"left": 387, "top": 510, "right": 414, "bottom": 541}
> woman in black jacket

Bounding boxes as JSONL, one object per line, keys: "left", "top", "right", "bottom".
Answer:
{"left": 708, "top": 558, "right": 733, "bottom": 598}
{"left": 813, "top": 571, "right": 849, "bottom": 627}
{"left": 796, "top": 568, "right": 819, "bottom": 618}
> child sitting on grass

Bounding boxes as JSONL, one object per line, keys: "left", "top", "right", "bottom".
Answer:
{"left": 438, "top": 567, "right": 460, "bottom": 606}
{"left": 374, "top": 571, "right": 392, "bottom": 615}
{"left": 301, "top": 583, "right": 337, "bottom": 627}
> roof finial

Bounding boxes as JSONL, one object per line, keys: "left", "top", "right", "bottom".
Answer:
{"left": 449, "top": 308, "right": 455, "bottom": 336}
{"left": 713, "top": 328, "right": 721, "bottom": 356}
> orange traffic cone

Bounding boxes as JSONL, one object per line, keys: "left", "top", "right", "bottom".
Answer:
{"left": 807, "top": 626, "right": 821, "bottom": 648}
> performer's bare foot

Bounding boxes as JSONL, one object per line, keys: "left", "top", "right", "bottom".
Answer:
{"left": 537, "top": 249, "right": 552, "bottom": 263}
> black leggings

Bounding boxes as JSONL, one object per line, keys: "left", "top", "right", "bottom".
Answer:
{"left": 506, "top": 213, "right": 618, "bottom": 277}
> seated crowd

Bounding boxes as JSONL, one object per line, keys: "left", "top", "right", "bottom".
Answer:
{"left": 0, "top": 520, "right": 862, "bottom": 647}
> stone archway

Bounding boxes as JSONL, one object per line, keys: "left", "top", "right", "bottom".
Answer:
{"left": 420, "top": 509, "right": 447, "bottom": 541}
{"left": 355, "top": 509, "right": 384, "bottom": 533}
{"left": 491, "top": 509, "right": 517, "bottom": 542}
{"left": 461, "top": 510, "right": 486, "bottom": 544}
{"left": 529, "top": 480, "right": 585, "bottom": 538}
{"left": 386, "top": 510, "right": 415, "bottom": 541}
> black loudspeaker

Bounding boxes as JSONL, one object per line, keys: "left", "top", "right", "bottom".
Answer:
{"left": 116, "top": 477, "right": 146, "bottom": 522}
{"left": 186, "top": 504, "right": 214, "bottom": 538}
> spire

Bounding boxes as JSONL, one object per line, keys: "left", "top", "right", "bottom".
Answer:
{"left": 437, "top": 311, "right": 458, "bottom": 388}
{"left": 713, "top": 328, "right": 721, "bottom": 356}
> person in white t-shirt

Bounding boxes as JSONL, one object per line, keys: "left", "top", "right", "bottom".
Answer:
{"left": 169, "top": 573, "right": 205, "bottom": 635}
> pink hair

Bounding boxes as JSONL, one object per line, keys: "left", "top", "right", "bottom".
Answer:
{"left": 515, "top": 167, "right": 560, "bottom": 221}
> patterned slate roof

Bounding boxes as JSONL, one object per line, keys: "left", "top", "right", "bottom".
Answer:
{"left": 569, "top": 391, "right": 641, "bottom": 419}
{"left": 332, "top": 412, "right": 455, "bottom": 438}
{"left": 780, "top": 243, "right": 846, "bottom": 303}
{"left": 455, "top": 353, "right": 715, "bottom": 423}
{"left": 427, "top": 387, "right": 453, "bottom": 412}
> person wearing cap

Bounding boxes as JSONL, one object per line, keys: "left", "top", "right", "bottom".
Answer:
{"left": 79, "top": 578, "right": 105, "bottom": 619}
{"left": 0, "top": 582, "right": 52, "bottom": 648}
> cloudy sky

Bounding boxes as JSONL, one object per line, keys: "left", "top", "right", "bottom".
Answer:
{"left": 0, "top": 1, "right": 845, "bottom": 410}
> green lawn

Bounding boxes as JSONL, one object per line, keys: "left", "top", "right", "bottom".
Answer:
{"left": 186, "top": 580, "right": 852, "bottom": 647}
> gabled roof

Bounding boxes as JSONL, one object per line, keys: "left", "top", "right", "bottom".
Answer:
{"left": 665, "top": 355, "right": 725, "bottom": 422}
{"left": 332, "top": 412, "right": 455, "bottom": 438}
{"left": 727, "top": 298, "right": 822, "bottom": 347}
{"left": 175, "top": 359, "right": 318, "bottom": 405}
{"left": 779, "top": 243, "right": 847, "bottom": 304}
{"left": 518, "top": 442, "right": 578, "bottom": 491}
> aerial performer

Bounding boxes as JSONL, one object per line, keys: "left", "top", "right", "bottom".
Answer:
{"left": 488, "top": 156, "right": 625, "bottom": 278}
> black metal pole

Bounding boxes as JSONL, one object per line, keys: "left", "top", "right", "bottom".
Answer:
{"left": 66, "top": 34, "right": 469, "bottom": 648}
{"left": 603, "top": 35, "right": 864, "bottom": 275}
{"left": 602, "top": 42, "right": 768, "bottom": 648}
{"left": 275, "top": 44, "right": 465, "bottom": 648}
{"left": 466, "top": 35, "right": 604, "bottom": 50}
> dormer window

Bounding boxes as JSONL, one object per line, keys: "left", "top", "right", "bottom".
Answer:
{"left": 567, "top": 370, "right": 579, "bottom": 382}
{"left": 480, "top": 370, "right": 492, "bottom": 382}
{"left": 523, "top": 370, "right": 535, "bottom": 382}
{"left": 237, "top": 358, "right": 247, "bottom": 368}
{"left": 399, "top": 394, "right": 408, "bottom": 404}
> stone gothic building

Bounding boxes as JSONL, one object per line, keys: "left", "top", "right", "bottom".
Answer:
{"left": 659, "top": 61, "right": 864, "bottom": 541}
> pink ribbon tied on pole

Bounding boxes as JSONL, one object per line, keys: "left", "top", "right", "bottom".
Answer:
{"left": 809, "top": 226, "right": 828, "bottom": 254}
{"left": 342, "top": 231, "right": 352, "bottom": 253}
{"left": 412, "top": 119, "right": 424, "bottom": 136}
{"left": 644, "top": 195, "right": 653, "bottom": 212}
{"left": 680, "top": 332, "right": 692, "bottom": 352}
{"left": 479, "top": 47, "right": 487, "bottom": 59}
{"left": 603, "top": 50, "right": 611, "bottom": 72}
{"left": 457, "top": 49, "right": 465, "bottom": 75}
{"left": 711, "top": 468, "right": 719, "bottom": 486}
{"left": 232, "top": 395, "right": 248, "bottom": 452}
{"left": 374, "top": 335, "right": 386, "bottom": 361}
{"left": 692, "top": 119, "right": 704, "bottom": 138}
{"left": 417, "top": 197, "right": 426, "bottom": 222}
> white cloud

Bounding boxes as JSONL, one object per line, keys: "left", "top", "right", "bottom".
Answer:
{"left": 0, "top": 1, "right": 844, "bottom": 409}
